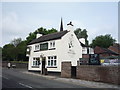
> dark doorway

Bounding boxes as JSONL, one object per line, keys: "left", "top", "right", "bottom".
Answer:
{"left": 71, "top": 66, "right": 76, "bottom": 78}
{"left": 42, "top": 59, "right": 45, "bottom": 74}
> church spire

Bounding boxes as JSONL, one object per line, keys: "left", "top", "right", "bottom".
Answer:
{"left": 60, "top": 17, "right": 63, "bottom": 31}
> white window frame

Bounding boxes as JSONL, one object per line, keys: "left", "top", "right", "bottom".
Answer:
{"left": 49, "top": 41, "right": 55, "bottom": 49}
{"left": 47, "top": 56, "right": 57, "bottom": 67}
{"left": 32, "top": 57, "right": 40, "bottom": 66}
{"left": 82, "top": 47, "right": 87, "bottom": 54}
{"left": 35, "top": 44, "right": 40, "bottom": 51}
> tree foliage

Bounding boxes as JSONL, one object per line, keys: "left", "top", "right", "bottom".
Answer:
{"left": 2, "top": 41, "right": 27, "bottom": 61}
{"left": 2, "top": 44, "right": 15, "bottom": 61}
{"left": 74, "top": 28, "right": 88, "bottom": 45}
{"left": 2, "top": 27, "right": 58, "bottom": 61}
{"left": 17, "top": 41, "right": 27, "bottom": 61}
{"left": 26, "top": 27, "right": 57, "bottom": 44}
{"left": 90, "top": 34, "right": 116, "bottom": 48}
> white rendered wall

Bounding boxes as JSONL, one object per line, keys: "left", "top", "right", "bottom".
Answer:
{"left": 59, "top": 30, "right": 82, "bottom": 66}
{"left": 28, "top": 39, "right": 62, "bottom": 72}
{"left": 79, "top": 38, "right": 85, "bottom": 45}
{"left": 82, "top": 47, "right": 88, "bottom": 54}
{"left": 28, "top": 31, "right": 82, "bottom": 72}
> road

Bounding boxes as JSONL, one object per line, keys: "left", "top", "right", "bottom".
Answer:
{"left": 2, "top": 68, "right": 89, "bottom": 89}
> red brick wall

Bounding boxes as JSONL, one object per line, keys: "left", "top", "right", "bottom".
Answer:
{"left": 61, "top": 62, "right": 72, "bottom": 78}
{"left": 82, "top": 54, "right": 90, "bottom": 58}
{"left": 76, "top": 65, "right": 120, "bottom": 85}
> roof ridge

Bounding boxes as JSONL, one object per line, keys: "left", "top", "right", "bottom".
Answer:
{"left": 103, "top": 48, "right": 118, "bottom": 54}
{"left": 28, "top": 30, "right": 68, "bottom": 45}
{"left": 38, "top": 30, "right": 68, "bottom": 38}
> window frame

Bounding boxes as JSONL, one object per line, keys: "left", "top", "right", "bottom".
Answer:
{"left": 32, "top": 57, "right": 40, "bottom": 68}
{"left": 49, "top": 41, "right": 55, "bottom": 49}
{"left": 40, "top": 43, "right": 48, "bottom": 51}
{"left": 35, "top": 44, "right": 40, "bottom": 51}
{"left": 47, "top": 56, "right": 57, "bottom": 68}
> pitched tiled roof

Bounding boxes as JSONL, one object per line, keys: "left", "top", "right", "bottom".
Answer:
{"left": 28, "top": 30, "right": 68, "bottom": 45}
{"left": 102, "top": 48, "right": 119, "bottom": 55}
{"left": 94, "top": 46, "right": 119, "bottom": 55}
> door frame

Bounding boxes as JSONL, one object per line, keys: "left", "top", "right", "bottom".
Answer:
{"left": 41, "top": 57, "right": 46, "bottom": 74}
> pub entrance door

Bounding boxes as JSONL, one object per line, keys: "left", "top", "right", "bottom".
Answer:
{"left": 41, "top": 56, "right": 46, "bottom": 74}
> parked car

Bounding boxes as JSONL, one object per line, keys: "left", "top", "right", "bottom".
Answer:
{"left": 101, "top": 59, "right": 120, "bottom": 66}
{"left": 12, "top": 64, "right": 16, "bottom": 68}
{"left": 101, "top": 62, "right": 120, "bottom": 66}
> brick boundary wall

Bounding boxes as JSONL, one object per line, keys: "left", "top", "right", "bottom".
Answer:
{"left": 76, "top": 65, "right": 120, "bottom": 85}
{"left": 61, "top": 62, "right": 72, "bottom": 78}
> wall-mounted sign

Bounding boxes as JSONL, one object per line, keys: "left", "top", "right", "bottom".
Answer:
{"left": 40, "top": 43, "right": 48, "bottom": 51}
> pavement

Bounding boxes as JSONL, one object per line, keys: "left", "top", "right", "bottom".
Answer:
{"left": 22, "top": 70, "right": 120, "bottom": 89}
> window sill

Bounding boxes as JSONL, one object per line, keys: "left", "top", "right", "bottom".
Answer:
{"left": 40, "top": 49, "right": 48, "bottom": 51}
{"left": 34, "top": 48, "right": 56, "bottom": 52}
{"left": 47, "top": 66, "right": 57, "bottom": 68}
{"left": 49, "top": 48, "right": 56, "bottom": 50}
{"left": 32, "top": 66, "right": 39, "bottom": 68}
{"left": 34, "top": 50, "right": 40, "bottom": 52}
{"left": 34, "top": 49, "right": 48, "bottom": 52}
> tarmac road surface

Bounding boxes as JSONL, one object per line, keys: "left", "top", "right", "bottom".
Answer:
{"left": 2, "top": 68, "right": 89, "bottom": 89}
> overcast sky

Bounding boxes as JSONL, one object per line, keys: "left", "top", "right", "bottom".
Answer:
{"left": 1, "top": 2, "right": 118, "bottom": 47}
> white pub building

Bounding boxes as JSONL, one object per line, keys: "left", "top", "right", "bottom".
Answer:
{"left": 26, "top": 19, "right": 83, "bottom": 73}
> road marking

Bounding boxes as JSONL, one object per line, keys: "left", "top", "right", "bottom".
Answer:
{"left": 0, "top": 75, "right": 9, "bottom": 80}
{"left": 3, "top": 76, "right": 9, "bottom": 80}
{"left": 19, "top": 83, "right": 32, "bottom": 88}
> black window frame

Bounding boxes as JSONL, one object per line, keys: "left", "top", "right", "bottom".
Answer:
{"left": 40, "top": 43, "right": 48, "bottom": 51}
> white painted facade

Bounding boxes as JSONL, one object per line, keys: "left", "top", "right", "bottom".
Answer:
{"left": 27, "top": 24, "right": 82, "bottom": 72}
{"left": 79, "top": 38, "right": 94, "bottom": 54}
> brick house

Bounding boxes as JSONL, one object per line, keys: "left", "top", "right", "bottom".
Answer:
{"left": 108, "top": 43, "right": 120, "bottom": 55}
{"left": 94, "top": 46, "right": 119, "bottom": 58}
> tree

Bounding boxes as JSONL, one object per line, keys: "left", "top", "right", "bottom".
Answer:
{"left": 26, "top": 27, "right": 57, "bottom": 44}
{"left": 2, "top": 44, "right": 15, "bottom": 61}
{"left": 11, "top": 38, "right": 22, "bottom": 47}
{"left": 74, "top": 28, "right": 88, "bottom": 45}
{"left": 90, "top": 34, "right": 116, "bottom": 48}
{"left": 2, "top": 27, "right": 58, "bottom": 61}
{"left": 10, "top": 38, "right": 22, "bottom": 61}
{"left": 17, "top": 41, "right": 27, "bottom": 61}
{"left": 2, "top": 38, "right": 27, "bottom": 61}
{"left": 26, "top": 32, "right": 36, "bottom": 44}
{"left": 47, "top": 28, "right": 57, "bottom": 34}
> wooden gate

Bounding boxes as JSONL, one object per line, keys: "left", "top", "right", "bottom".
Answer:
{"left": 71, "top": 66, "right": 76, "bottom": 78}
